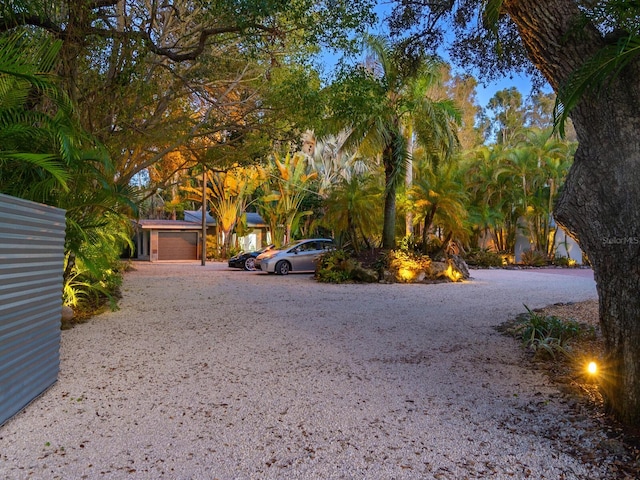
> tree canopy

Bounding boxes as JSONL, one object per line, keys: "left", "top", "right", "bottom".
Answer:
{"left": 0, "top": 0, "right": 377, "bottom": 190}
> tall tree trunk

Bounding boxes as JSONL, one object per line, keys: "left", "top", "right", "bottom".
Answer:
{"left": 555, "top": 106, "right": 640, "bottom": 424}
{"left": 201, "top": 167, "right": 207, "bottom": 265}
{"left": 422, "top": 205, "right": 437, "bottom": 254}
{"left": 505, "top": 0, "right": 640, "bottom": 425}
{"left": 382, "top": 146, "right": 397, "bottom": 249}
{"left": 405, "top": 128, "right": 414, "bottom": 237}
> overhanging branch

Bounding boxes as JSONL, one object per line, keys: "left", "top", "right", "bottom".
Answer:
{"left": 145, "top": 24, "right": 279, "bottom": 62}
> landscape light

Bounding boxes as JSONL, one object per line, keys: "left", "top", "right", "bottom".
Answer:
{"left": 444, "top": 264, "right": 462, "bottom": 282}
{"left": 587, "top": 361, "right": 598, "bottom": 375}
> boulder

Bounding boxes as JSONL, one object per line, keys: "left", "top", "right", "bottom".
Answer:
{"left": 61, "top": 306, "right": 74, "bottom": 322}
{"left": 351, "top": 265, "right": 379, "bottom": 283}
{"left": 449, "top": 255, "right": 470, "bottom": 280}
{"left": 430, "top": 261, "right": 449, "bottom": 279}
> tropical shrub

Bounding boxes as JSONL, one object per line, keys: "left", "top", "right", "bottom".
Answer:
{"left": 463, "top": 248, "right": 504, "bottom": 267}
{"left": 553, "top": 255, "right": 577, "bottom": 267}
{"left": 1, "top": 30, "right": 137, "bottom": 318}
{"left": 511, "top": 306, "right": 591, "bottom": 359}
{"left": 206, "top": 234, "right": 221, "bottom": 260}
{"left": 520, "top": 248, "right": 548, "bottom": 266}
{"left": 315, "top": 249, "right": 378, "bottom": 283}
{"left": 63, "top": 213, "right": 133, "bottom": 315}
{"left": 0, "top": 30, "right": 73, "bottom": 197}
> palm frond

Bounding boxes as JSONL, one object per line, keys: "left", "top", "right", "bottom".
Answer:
{"left": 482, "top": 0, "right": 505, "bottom": 35}
{"left": 555, "top": 35, "right": 640, "bottom": 135}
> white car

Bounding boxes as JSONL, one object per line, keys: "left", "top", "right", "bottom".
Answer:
{"left": 255, "top": 238, "right": 334, "bottom": 275}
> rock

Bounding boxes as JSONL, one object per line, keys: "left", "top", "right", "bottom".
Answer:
{"left": 382, "top": 269, "right": 395, "bottom": 283}
{"left": 351, "top": 265, "right": 378, "bottom": 283}
{"left": 380, "top": 253, "right": 469, "bottom": 283}
{"left": 449, "top": 255, "right": 470, "bottom": 280}
{"left": 430, "top": 261, "right": 449, "bottom": 279}
{"left": 61, "top": 306, "right": 74, "bottom": 322}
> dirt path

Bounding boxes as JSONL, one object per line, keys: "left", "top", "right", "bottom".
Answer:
{"left": 1, "top": 263, "right": 614, "bottom": 479}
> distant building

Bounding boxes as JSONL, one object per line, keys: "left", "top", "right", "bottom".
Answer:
{"left": 132, "top": 209, "right": 268, "bottom": 261}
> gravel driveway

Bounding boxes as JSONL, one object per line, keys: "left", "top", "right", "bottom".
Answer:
{"left": 0, "top": 263, "right": 611, "bottom": 479}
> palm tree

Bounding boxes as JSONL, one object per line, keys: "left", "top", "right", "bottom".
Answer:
{"left": 323, "top": 174, "right": 382, "bottom": 253}
{"left": 520, "top": 129, "right": 575, "bottom": 255}
{"left": 0, "top": 30, "right": 73, "bottom": 198}
{"left": 183, "top": 165, "right": 265, "bottom": 256}
{"left": 463, "top": 145, "right": 514, "bottom": 253}
{"left": 0, "top": 29, "right": 137, "bottom": 305}
{"left": 328, "top": 35, "right": 460, "bottom": 249}
{"left": 409, "top": 159, "right": 468, "bottom": 253}
{"left": 303, "top": 130, "right": 371, "bottom": 197}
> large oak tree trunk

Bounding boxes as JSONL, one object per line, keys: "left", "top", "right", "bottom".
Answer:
{"left": 555, "top": 96, "right": 640, "bottom": 424}
{"left": 505, "top": 0, "right": 640, "bottom": 425}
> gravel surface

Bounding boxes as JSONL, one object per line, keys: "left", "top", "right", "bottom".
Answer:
{"left": 0, "top": 263, "right": 613, "bottom": 479}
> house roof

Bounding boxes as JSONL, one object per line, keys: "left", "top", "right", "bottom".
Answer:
{"left": 184, "top": 209, "right": 216, "bottom": 224}
{"left": 134, "top": 211, "right": 267, "bottom": 230}
{"left": 245, "top": 212, "right": 267, "bottom": 227}
{"left": 135, "top": 219, "right": 203, "bottom": 230}
{"left": 183, "top": 210, "right": 267, "bottom": 227}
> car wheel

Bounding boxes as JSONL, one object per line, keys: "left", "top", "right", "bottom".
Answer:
{"left": 275, "top": 260, "right": 290, "bottom": 275}
{"left": 244, "top": 258, "right": 256, "bottom": 271}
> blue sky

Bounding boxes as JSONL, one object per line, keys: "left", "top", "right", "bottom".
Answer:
{"left": 474, "top": 73, "right": 535, "bottom": 108}
{"left": 317, "top": 1, "right": 539, "bottom": 109}
{"left": 317, "top": 51, "right": 535, "bottom": 111}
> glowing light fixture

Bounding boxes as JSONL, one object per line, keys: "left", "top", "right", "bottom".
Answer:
{"left": 445, "top": 264, "right": 462, "bottom": 282}
{"left": 587, "top": 361, "right": 598, "bottom": 375}
{"left": 398, "top": 267, "right": 416, "bottom": 282}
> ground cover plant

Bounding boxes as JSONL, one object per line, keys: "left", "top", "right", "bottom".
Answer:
{"left": 499, "top": 301, "right": 640, "bottom": 477}
{"left": 314, "top": 249, "right": 373, "bottom": 283}
{"left": 508, "top": 305, "right": 592, "bottom": 359}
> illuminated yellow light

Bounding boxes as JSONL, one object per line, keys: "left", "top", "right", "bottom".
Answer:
{"left": 398, "top": 268, "right": 416, "bottom": 282}
{"left": 445, "top": 264, "right": 462, "bottom": 282}
{"left": 587, "top": 361, "right": 598, "bottom": 375}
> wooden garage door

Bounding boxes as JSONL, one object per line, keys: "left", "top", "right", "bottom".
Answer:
{"left": 158, "top": 232, "right": 198, "bottom": 260}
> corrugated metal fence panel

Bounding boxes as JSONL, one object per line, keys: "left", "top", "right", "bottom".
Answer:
{"left": 0, "top": 193, "right": 66, "bottom": 426}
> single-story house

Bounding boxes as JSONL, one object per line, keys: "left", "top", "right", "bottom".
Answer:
{"left": 132, "top": 210, "right": 268, "bottom": 262}
{"left": 133, "top": 219, "right": 205, "bottom": 262}
{"left": 232, "top": 212, "right": 269, "bottom": 253}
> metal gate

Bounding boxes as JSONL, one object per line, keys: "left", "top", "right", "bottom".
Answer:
{"left": 0, "top": 193, "right": 66, "bottom": 426}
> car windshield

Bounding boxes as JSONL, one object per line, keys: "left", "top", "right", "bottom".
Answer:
{"left": 272, "top": 241, "right": 302, "bottom": 251}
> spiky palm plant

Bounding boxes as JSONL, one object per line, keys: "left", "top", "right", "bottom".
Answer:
{"left": 0, "top": 30, "right": 73, "bottom": 198}
{"left": 0, "top": 29, "right": 137, "bottom": 311}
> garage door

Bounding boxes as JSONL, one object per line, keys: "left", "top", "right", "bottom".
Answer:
{"left": 158, "top": 232, "right": 198, "bottom": 260}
